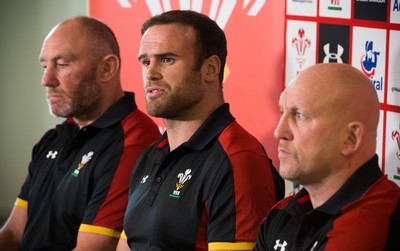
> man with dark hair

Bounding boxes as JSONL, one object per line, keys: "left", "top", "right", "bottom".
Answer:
{"left": 0, "top": 16, "right": 160, "bottom": 250}
{"left": 117, "top": 10, "right": 284, "bottom": 251}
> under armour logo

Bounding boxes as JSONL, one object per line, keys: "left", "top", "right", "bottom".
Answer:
{"left": 323, "top": 43, "right": 344, "bottom": 63}
{"left": 140, "top": 175, "right": 149, "bottom": 184}
{"left": 46, "top": 150, "right": 58, "bottom": 159}
{"left": 274, "top": 239, "right": 287, "bottom": 251}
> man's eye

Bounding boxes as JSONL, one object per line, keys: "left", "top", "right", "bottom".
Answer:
{"left": 141, "top": 60, "right": 150, "bottom": 66}
{"left": 295, "top": 112, "right": 304, "bottom": 119}
{"left": 161, "top": 58, "right": 173, "bottom": 63}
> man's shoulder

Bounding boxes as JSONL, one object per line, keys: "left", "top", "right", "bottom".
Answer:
{"left": 123, "top": 108, "right": 157, "bottom": 125}
{"left": 273, "top": 195, "right": 295, "bottom": 210}
{"left": 343, "top": 176, "right": 400, "bottom": 217}
{"left": 120, "top": 109, "right": 161, "bottom": 143}
{"left": 218, "top": 121, "right": 265, "bottom": 154}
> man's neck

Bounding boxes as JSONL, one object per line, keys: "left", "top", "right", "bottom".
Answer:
{"left": 164, "top": 119, "right": 204, "bottom": 151}
{"left": 163, "top": 100, "right": 224, "bottom": 151}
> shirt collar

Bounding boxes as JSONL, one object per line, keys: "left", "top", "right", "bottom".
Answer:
{"left": 288, "top": 155, "right": 382, "bottom": 215}
{"left": 57, "top": 92, "right": 138, "bottom": 143}
{"left": 90, "top": 92, "right": 137, "bottom": 128}
{"left": 319, "top": 155, "right": 382, "bottom": 214}
{"left": 156, "top": 103, "right": 235, "bottom": 151}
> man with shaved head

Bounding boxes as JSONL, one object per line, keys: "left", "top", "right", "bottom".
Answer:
{"left": 254, "top": 63, "right": 400, "bottom": 251}
{"left": 0, "top": 16, "right": 160, "bottom": 250}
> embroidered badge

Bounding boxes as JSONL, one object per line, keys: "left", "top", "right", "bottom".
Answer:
{"left": 46, "top": 150, "right": 58, "bottom": 159}
{"left": 169, "top": 169, "right": 192, "bottom": 199}
{"left": 71, "top": 151, "right": 94, "bottom": 177}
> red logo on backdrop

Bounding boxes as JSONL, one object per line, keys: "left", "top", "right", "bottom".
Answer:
{"left": 116, "top": 0, "right": 266, "bottom": 17}
{"left": 331, "top": 0, "right": 340, "bottom": 5}
{"left": 392, "top": 125, "right": 400, "bottom": 181}
{"left": 292, "top": 28, "right": 311, "bottom": 72}
{"left": 89, "top": 0, "right": 284, "bottom": 165}
{"left": 392, "top": 124, "right": 400, "bottom": 160}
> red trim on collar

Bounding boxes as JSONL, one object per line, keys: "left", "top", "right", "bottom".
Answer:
{"left": 157, "top": 138, "right": 168, "bottom": 149}
{"left": 298, "top": 194, "right": 310, "bottom": 204}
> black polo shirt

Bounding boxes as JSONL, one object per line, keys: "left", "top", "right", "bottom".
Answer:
{"left": 123, "top": 103, "right": 284, "bottom": 251}
{"left": 16, "top": 92, "right": 160, "bottom": 250}
{"left": 254, "top": 155, "right": 400, "bottom": 251}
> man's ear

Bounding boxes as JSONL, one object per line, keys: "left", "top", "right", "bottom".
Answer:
{"left": 203, "top": 55, "right": 221, "bottom": 82}
{"left": 342, "top": 122, "right": 364, "bottom": 156}
{"left": 98, "top": 54, "right": 119, "bottom": 81}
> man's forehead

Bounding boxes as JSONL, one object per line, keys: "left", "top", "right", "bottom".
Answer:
{"left": 143, "top": 24, "right": 194, "bottom": 40}
{"left": 278, "top": 88, "right": 289, "bottom": 107}
{"left": 279, "top": 82, "right": 316, "bottom": 107}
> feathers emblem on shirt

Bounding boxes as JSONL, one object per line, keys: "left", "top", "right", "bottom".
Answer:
{"left": 169, "top": 169, "right": 192, "bottom": 199}
{"left": 71, "top": 151, "right": 94, "bottom": 177}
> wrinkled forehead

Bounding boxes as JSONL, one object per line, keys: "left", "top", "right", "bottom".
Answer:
{"left": 44, "top": 24, "right": 87, "bottom": 49}
{"left": 279, "top": 76, "right": 329, "bottom": 111}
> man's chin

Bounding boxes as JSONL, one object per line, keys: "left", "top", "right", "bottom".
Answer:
{"left": 49, "top": 108, "right": 70, "bottom": 118}
{"left": 279, "top": 165, "right": 298, "bottom": 180}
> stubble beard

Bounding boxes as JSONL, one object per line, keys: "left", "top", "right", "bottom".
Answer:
{"left": 145, "top": 72, "right": 202, "bottom": 119}
{"left": 49, "top": 68, "right": 101, "bottom": 119}
{"left": 146, "top": 90, "right": 196, "bottom": 119}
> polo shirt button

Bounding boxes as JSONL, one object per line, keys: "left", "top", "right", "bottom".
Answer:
{"left": 156, "top": 177, "right": 162, "bottom": 183}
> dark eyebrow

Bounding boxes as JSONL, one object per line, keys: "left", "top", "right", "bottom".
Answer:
{"left": 138, "top": 52, "right": 178, "bottom": 62}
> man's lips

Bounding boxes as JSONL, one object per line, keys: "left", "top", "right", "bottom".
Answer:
{"left": 47, "top": 93, "right": 63, "bottom": 102}
{"left": 277, "top": 147, "right": 290, "bottom": 158}
{"left": 146, "top": 86, "right": 164, "bottom": 99}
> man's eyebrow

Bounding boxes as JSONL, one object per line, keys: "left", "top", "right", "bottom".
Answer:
{"left": 39, "top": 55, "right": 70, "bottom": 63}
{"left": 137, "top": 53, "right": 147, "bottom": 61}
{"left": 138, "top": 52, "right": 178, "bottom": 61}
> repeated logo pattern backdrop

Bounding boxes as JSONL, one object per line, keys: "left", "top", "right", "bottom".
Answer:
{"left": 285, "top": 0, "right": 400, "bottom": 185}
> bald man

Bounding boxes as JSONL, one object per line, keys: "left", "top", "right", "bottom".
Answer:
{"left": 254, "top": 63, "right": 400, "bottom": 251}
{"left": 0, "top": 16, "right": 160, "bottom": 250}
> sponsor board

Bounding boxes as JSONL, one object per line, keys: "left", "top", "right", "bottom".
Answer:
{"left": 318, "top": 23, "right": 350, "bottom": 64}
{"left": 392, "top": 0, "right": 400, "bottom": 23}
{"left": 319, "top": 0, "right": 351, "bottom": 19}
{"left": 354, "top": 0, "right": 387, "bottom": 22}
{"left": 387, "top": 30, "right": 400, "bottom": 106}
{"left": 286, "top": 0, "right": 400, "bottom": 181}
{"left": 352, "top": 27, "right": 386, "bottom": 103}
{"left": 385, "top": 111, "right": 400, "bottom": 185}
{"left": 286, "top": 0, "right": 317, "bottom": 17}
{"left": 285, "top": 20, "right": 317, "bottom": 85}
